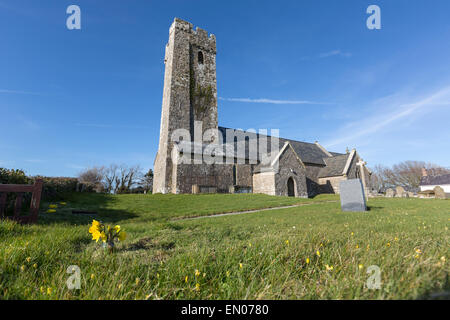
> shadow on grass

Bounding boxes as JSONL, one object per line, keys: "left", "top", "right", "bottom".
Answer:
{"left": 36, "top": 193, "right": 138, "bottom": 226}
{"left": 418, "top": 274, "right": 450, "bottom": 300}
{"left": 367, "top": 206, "right": 384, "bottom": 211}
{"left": 123, "top": 237, "right": 176, "bottom": 252}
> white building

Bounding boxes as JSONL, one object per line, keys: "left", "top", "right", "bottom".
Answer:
{"left": 419, "top": 169, "right": 450, "bottom": 193}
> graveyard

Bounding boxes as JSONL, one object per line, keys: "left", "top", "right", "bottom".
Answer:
{"left": 0, "top": 192, "right": 448, "bottom": 300}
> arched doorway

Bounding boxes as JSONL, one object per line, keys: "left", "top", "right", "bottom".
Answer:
{"left": 287, "top": 177, "right": 295, "bottom": 197}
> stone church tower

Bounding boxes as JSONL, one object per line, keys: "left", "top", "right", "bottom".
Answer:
{"left": 153, "top": 18, "right": 219, "bottom": 193}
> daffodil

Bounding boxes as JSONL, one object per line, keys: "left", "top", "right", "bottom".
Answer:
{"left": 239, "top": 263, "right": 243, "bottom": 269}
{"left": 195, "top": 269, "right": 200, "bottom": 277}
{"left": 47, "top": 209, "right": 56, "bottom": 213}
{"left": 47, "top": 287, "right": 52, "bottom": 295}
{"left": 358, "top": 264, "right": 364, "bottom": 270}
{"left": 325, "top": 264, "right": 334, "bottom": 271}
{"left": 90, "top": 229, "right": 101, "bottom": 242}
{"left": 185, "top": 276, "right": 188, "bottom": 283}
{"left": 118, "top": 231, "right": 127, "bottom": 242}
{"left": 195, "top": 283, "right": 200, "bottom": 291}
{"left": 316, "top": 250, "right": 321, "bottom": 257}
{"left": 306, "top": 258, "right": 310, "bottom": 264}
{"left": 49, "top": 204, "right": 58, "bottom": 209}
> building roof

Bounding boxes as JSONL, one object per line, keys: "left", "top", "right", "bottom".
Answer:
{"left": 420, "top": 174, "right": 450, "bottom": 186}
{"left": 218, "top": 127, "right": 336, "bottom": 166}
{"left": 317, "top": 153, "right": 351, "bottom": 178}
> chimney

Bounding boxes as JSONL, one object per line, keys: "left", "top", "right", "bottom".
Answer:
{"left": 421, "top": 168, "right": 428, "bottom": 177}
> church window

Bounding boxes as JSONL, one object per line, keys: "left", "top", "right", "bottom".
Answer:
{"left": 198, "top": 51, "right": 204, "bottom": 65}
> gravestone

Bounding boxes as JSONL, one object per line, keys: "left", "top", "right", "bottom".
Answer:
{"left": 407, "top": 192, "right": 415, "bottom": 198}
{"left": 385, "top": 188, "right": 395, "bottom": 198}
{"left": 339, "top": 179, "right": 367, "bottom": 212}
{"left": 395, "top": 186, "right": 406, "bottom": 198}
{"left": 434, "top": 186, "right": 446, "bottom": 199}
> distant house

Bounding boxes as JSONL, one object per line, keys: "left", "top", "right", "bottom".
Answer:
{"left": 419, "top": 169, "right": 450, "bottom": 193}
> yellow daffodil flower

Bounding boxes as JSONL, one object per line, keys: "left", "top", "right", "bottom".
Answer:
{"left": 118, "top": 231, "right": 127, "bottom": 242}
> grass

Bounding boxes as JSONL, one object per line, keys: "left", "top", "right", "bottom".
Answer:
{"left": 0, "top": 193, "right": 448, "bottom": 300}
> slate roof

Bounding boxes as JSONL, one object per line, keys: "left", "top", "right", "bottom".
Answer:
{"left": 218, "top": 127, "right": 333, "bottom": 166}
{"left": 420, "top": 174, "right": 450, "bottom": 186}
{"left": 317, "top": 154, "right": 350, "bottom": 178}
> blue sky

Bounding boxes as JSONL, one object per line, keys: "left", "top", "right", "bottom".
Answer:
{"left": 1, "top": 0, "right": 450, "bottom": 177}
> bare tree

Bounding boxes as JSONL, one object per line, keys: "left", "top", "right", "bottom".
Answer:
{"left": 115, "top": 164, "right": 143, "bottom": 194}
{"left": 370, "top": 161, "right": 450, "bottom": 192}
{"left": 103, "top": 164, "right": 119, "bottom": 194}
{"left": 140, "top": 169, "right": 154, "bottom": 193}
{"left": 101, "top": 164, "right": 144, "bottom": 194}
{"left": 78, "top": 166, "right": 104, "bottom": 192}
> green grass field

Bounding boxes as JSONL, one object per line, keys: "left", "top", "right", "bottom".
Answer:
{"left": 0, "top": 193, "right": 448, "bottom": 300}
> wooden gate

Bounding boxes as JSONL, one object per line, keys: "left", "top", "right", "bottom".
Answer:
{"left": 0, "top": 179, "right": 43, "bottom": 224}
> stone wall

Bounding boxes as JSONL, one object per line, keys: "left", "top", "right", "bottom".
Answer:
{"left": 235, "top": 164, "right": 253, "bottom": 187}
{"left": 253, "top": 172, "right": 276, "bottom": 195}
{"left": 318, "top": 175, "right": 347, "bottom": 194}
{"left": 304, "top": 164, "right": 323, "bottom": 197}
{"left": 273, "top": 146, "right": 308, "bottom": 197}
{"left": 174, "top": 162, "right": 234, "bottom": 194}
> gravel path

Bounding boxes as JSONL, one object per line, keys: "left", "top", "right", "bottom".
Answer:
{"left": 177, "top": 200, "right": 339, "bottom": 221}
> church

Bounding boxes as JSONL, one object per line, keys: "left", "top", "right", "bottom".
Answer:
{"left": 153, "top": 18, "right": 371, "bottom": 198}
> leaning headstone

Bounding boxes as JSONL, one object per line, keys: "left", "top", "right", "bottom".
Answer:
{"left": 395, "top": 186, "right": 406, "bottom": 198}
{"left": 385, "top": 188, "right": 395, "bottom": 198}
{"left": 339, "top": 179, "right": 367, "bottom": 212}
{"left": 434, "top": 186, "right": 446, "bottom": 199}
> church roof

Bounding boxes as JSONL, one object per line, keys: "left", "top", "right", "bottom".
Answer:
{"left": 317, "top": 153, "right": 351, "bottom": 178}
{"left": 218, "top": 127, "right": 335, "bottom": 166}
{"left": 420, "top": 174, "right": 450, "bottom": 186}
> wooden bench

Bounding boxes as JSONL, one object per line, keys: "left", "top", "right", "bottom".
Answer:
{"left": 0, "top": 179, "right": 43, "bottom": 224}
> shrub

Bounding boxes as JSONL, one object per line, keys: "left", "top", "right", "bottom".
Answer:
{"left": 0, "top": 168, "right": 30, "bottom": 185}
{"left": 31, "top": 176, "right": 79, "bottom": 201}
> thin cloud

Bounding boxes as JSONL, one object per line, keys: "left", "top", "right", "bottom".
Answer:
{"left": 66, "top": 164, "right": 86, "bottom": 170}
{"left": 25, "top": 159, "right": 44, "bottom": 163}
{"left": 300, "top": 50, "right": 352, "bottom": 61}
{"left": 323, "top": 86, "right": 450, "bottom": 148}
{"left": 75, "top": 123, "right": 152, "bottom": 129}
{"left": 0, "top": 89, "right": 42, "bottom": 95}
{"left": 319, "top": 50, "right": 352, "bottom": 58}
{"left": 219, "top": 97, "right": 331, "bottom": 105}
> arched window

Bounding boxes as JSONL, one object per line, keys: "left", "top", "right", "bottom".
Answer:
{"left": 198, "top": 51, "right": 204, "bottom": 65}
